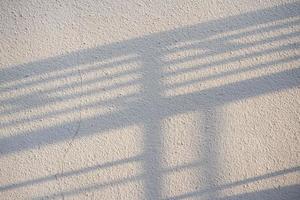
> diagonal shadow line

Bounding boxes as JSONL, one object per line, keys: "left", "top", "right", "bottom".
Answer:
{"left": 3, "top": 36, "right": 298, "bottom": 122}
{"left": 28, "top": 165, "right": 299, "bottom": 199}
{"left": 0, "top": 159, "right": 204, "bottom": 193}
{"left": 1, "top": 2, "right": 298, "bottom": 84}
{"left": 3, "top": 18, "right": 298, "bottom": 101}
{"left": 0, "top": 155, "right": 142, "bottom": 191}
{"left": 1, "top": 3, "right": 298, "bottom": 124}
{"left": 2, "top": 47, "right": 298, "bottom": 130}
{"left": 164, "top": 41, "right": 299, "bottom": 78}
{"left": 166, "top": 18, "right": 300, "bottom": 54}
{"left": 215, "top": 184, "right": 300, "bottom": 200}
{"left": 165, "top": 55, "right": 299, "bottom": 90}
{"left": 1, "top": 8, "right": 298, "bottom": 123}
{"left": 1, "top": 33, "right": 299, "bottom": 128}
{"left": 1, "top": 56, "right": 139, "bottom": 91}
{"left": 3, "top": 17, "right": 298, "bottom": 99}
{"left": 0, "top": 66, "right": 141, "bottom": 107}
{"left": 30, "top": 161, "right": 204, "bottom": 200}
{"left": 0, "top": 78, "right": 142, "bottom": 127}
{"left": 163, "top": 166, "right": 300, "bottom": 200}
{"left": 163, "top": 30, "right": 300, "bottom": 68}
{"left": 0, "top": 68, "right": 299, "bottom": 156}
{"left": 165, "top": 67, "right": 300, "bottom": 109}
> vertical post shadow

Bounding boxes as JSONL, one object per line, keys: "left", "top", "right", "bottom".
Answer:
{"left": 140, "top": 48, "right": 164, "bottom": 199}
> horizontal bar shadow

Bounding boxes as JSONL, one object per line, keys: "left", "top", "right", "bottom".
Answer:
{"left": 164, "top": 166, "right": 300, "bottom": 200}
{"left": 0, "top": 67, "right": 299, "bottom": 155}
{"left": 0, "top": 155, "right": 142, "bottom": 191}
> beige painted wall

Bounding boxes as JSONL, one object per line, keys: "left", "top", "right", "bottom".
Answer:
{"left": 0, "top": 0, "right": 299, "bottom": 199}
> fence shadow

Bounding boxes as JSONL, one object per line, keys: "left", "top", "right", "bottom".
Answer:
{"left": 0, "top": 2, "right": 299, "bottom": 199}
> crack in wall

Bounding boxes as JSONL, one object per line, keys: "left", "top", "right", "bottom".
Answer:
{"left": 57, "top": 69, "right": 83, "bottom": 199}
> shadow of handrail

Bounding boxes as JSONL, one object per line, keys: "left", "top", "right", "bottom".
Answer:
{"left": 163, "top": 166, "right": 300, "bottom": 200}
{"left": 1, "top": 67, "right": 299, "bottom": 155}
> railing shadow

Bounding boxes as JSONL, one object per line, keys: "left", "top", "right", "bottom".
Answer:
{"left": 0, "top": 2, "right": 299, "bottom": 199}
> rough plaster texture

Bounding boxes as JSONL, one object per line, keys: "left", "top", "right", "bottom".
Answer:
{"left": 0, "top": 0, "right": 300, "bottom": 199}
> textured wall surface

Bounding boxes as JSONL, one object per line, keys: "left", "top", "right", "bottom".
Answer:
{"left": 0, "top": 0, "right": 300, "bottom": 199}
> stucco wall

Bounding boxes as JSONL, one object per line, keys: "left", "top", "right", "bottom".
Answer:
{"left": 0, "top": 0, "right": 299, "bottom": 199}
